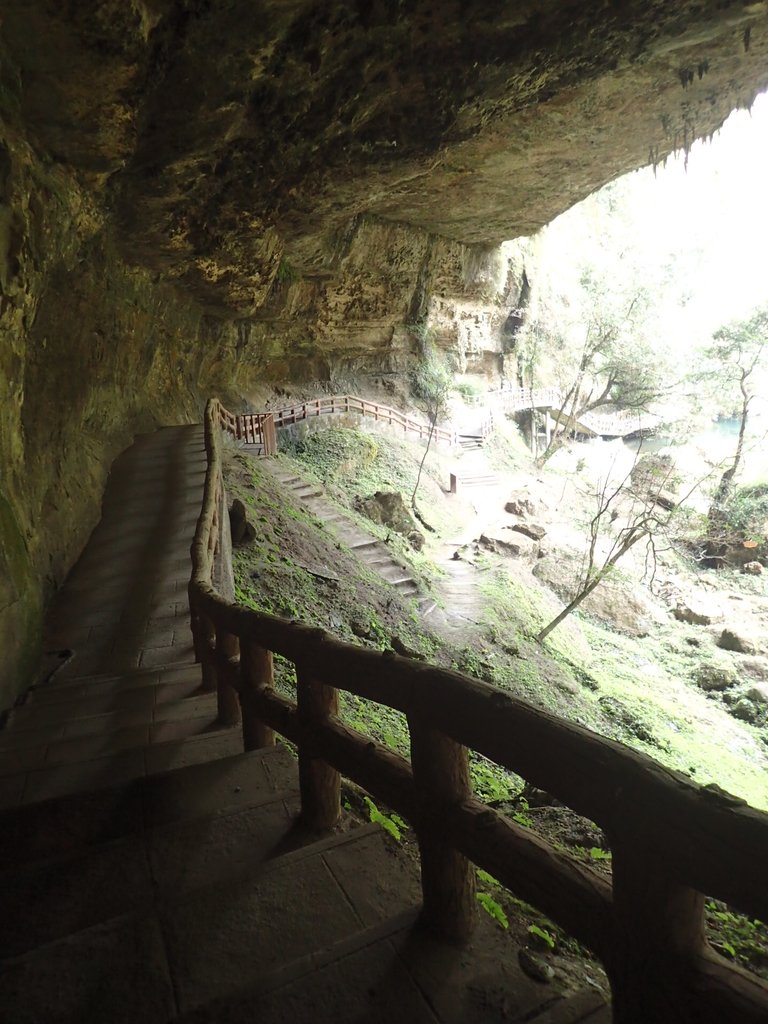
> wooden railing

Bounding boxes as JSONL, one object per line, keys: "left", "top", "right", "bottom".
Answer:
{"left": 189, "top": 397, "right": 768, "bottom": 1024}
{"left": 233, "top": 411, "right": 277, "bottom": 454}
{"left": 263, "top": 394, "right": 456, "bottom": 446}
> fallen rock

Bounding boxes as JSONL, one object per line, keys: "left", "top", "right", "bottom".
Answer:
{"left": 357, "top": 491, "right": 424, "bottom": 550}
{"left": 390, "top": 635, "right": 426, "bottom": 661}
{"left": 717, "top": 628, "right": 758, "bottom": 655}
{"left": 509, "top": 521, "right": 547, "bottom": 541}
{"left": 229, "top": 498, "right": 256, "bottom": 546}
{"left": 518, "top": 948, "right": 555, "bottom": 984}
{"left": 739, "top": 656, "right": 768, "bottom": 680}
{"left": 673, "top": 598, "right": 720, "bottom": 626}
{"left": 504, "top": 492, "right": 538, "bottom": 517}
{"left": 479, "top": 530, "right": 538, "bottom": 560}
{"left": 730, "top": 697, "right": 759, "bottom": 723}
{"left": 745, "top": 683, "right": 768, "bottom": 705}
{"left": 695, "top": 662, "right": 737, "bottom": 692}
{"left": 743, "top": 560, "right": 764, "bottom": 575}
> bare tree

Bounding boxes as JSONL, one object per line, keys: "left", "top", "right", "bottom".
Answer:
{"left": 537, "top": 451, "right": 701, "bottom": 643}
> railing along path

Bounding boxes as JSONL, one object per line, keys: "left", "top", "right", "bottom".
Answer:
{"left": 189, "top": 397, "right": 768, "bottom": 1024}
{"left": 235, "top": 395, "right": 455, "bottom": 455}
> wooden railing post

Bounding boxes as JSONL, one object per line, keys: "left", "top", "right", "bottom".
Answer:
{"left": 296, "top": 665, "right": 341, "bottom": 830}
{"left": 215, "top": 625, "right": 241, "bottom": 727}
{"left": 199, "top": 611, "right": 217, "bottom": 692}
{"left": 240, "top": 640, "right": 275, "bottom": 750}
{"left": 609, "top": 837, "right": 706, "bottom": 1023}
{"left": 409, "top": 713, "right": 476, "bottom": 942}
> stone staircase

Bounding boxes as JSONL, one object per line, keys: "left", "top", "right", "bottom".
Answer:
{"left": 262, "top": 463, "right": 440, "bottom": 616}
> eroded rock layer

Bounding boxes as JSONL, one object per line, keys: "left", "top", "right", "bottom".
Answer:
{"left": 2, "top": 1, "right": 768, "bottom": 704}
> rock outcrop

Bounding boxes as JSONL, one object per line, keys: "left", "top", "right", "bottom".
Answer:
{"left": 3, "top": 1, "right": 768, "bottom": 704}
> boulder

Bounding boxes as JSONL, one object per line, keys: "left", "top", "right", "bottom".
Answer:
{"left": 730, "top": 697, "right": 759, "bottom": 723}
{"left": 479, "top": 530, "right": 539, "bottom": 560}
{"left": 743, "top": 560, "right": 764, "bottom": 575}
{"left": 744, "top": 683, "right": 768, "bottom": 705}
{"left": 356, "top": 491, "right": 424, "bottom": 550}
{"left": 695, "top": 662, "right": 737, "bottom": 692}
{"left": 504, "top": 492, "right": 538, "bottom": 517}
{"left": 673, "top": 598, "right": 721, "bottom": 626}
{"left": 229, "top": 499, "right": 256, "bottom": 546}
{"left": 717, "top": 628, "right": 758, "bottom": 655}
{"left": 739, "top": 656, "right": 768, "bottom": 680}
{"left": 510, "top": 521, "right": 547, "bottom": 541}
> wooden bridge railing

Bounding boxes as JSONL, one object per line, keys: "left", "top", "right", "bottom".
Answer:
{"left": 189, "top": 397, "right": 768, "bottom": 1024}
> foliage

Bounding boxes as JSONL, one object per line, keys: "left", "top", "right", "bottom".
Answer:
{"left": 476, "top": 892, "right": 509, "bottom": 929}
{"left": 276, "top": 256, "right": 299, "bottom": 284}
{"left": 697, "top": 303, "right": 768, "bottom": 520}
{"left": 706, "top": 900, "right": 768, "bottom": 980}
{"left": 363, "top": 796, "right": 404, "bottom": 841}
{"left": 528, "top": 924, "right": 556, "bottom": 949}
{"left": 718, "top": 482, "right": 768, "bottom": 541}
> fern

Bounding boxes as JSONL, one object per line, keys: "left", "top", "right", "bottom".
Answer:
{"left": 363, "top": 796, "right": 402, "bottom": 841}
{"left": 529, "top": 924, "right": 555, "bottom": 949}
{"left": 476, "top": 892, "right": 509, "bottom": 929}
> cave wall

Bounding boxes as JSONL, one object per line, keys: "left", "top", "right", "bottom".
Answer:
{"left": 0, "top": 124, "right": 509, "bottom": 707}
{"left": 4, "top": 1, "right": 768, "bottom": 706}
{"left": 0, "top": 125, "right": 218, "bottom": 708}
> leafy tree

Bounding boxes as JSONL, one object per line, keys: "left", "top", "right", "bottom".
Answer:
{"left": 408, "top": 328, "right": 451, "bottom": 511}
{"left": 701, "top": 304, "right": 768, "bottom": 518}
{"left": 530, "top": 273, "right": 674, "bottom": 463}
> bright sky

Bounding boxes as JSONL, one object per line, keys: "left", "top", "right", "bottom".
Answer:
{"left": 534, "top": 90, "right": 768, "bottom": 364}
{"left": 621, "top": 91, "right": 768, "bottom": 330}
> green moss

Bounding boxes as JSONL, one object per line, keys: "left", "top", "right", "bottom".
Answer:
{"left": 0, "top": 491, "right": 41, "bottom": 705}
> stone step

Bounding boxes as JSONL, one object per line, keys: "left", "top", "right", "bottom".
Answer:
{"left": 459, "top": 475, "right": 498, "bottom": 486}
{"left": 0, "top": 743, "right": 298, "bottom": 869}
{"left": 0, "top": 727, "right": 297, "bottom": 813}
{"left": 171, "top": 893, "right": 606, "bottom": 1024}
{"left": 349, "top": 539, "right": 381, "bottom": 552}
{"left": 0, "top": 819, "right": 421, "bottom": 1024}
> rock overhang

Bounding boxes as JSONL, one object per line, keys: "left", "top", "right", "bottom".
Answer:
{"left": 2, "top": 1, "right": 768, "bottom": 314}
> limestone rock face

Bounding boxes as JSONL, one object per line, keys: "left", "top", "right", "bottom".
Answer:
{"left": 3, "top": 1, "right": 768, "bottom": 704}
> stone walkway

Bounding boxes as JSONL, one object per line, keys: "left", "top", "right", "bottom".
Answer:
{"left": 0, "top": 426, "right": 611, "bottom": 1023}
{"left": 0, "top": 426, "right": 240, "bottom": 809}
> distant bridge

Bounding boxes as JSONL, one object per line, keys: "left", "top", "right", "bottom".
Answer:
{"left": 494, "top": 385, "right": 660, "bottom": 438}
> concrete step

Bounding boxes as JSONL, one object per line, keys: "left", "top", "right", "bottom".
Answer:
{"left": 0, "top": 815, "right": 421, "bottom": 1024}
{"left": 171, "top": 887, "right": 606, "bottom": 1024}
{"left": 459, "top": 475, "right": 498, "bottom": 486}
{"left": 0, "top": 743, "right": 299, "bottom": 868}
{"left": 0, "top": 725, "right": 297, "bottom": 813}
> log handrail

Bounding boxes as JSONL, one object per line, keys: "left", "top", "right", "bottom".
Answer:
{"left": 256, "top": 393, "right": 456, "bottom": 446}
{"left": 189, "top": 397, "right": 768, "bottom": 1023}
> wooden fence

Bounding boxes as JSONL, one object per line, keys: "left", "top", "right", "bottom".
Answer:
{"left": 189, "top": 397, "right": 768, "bottom": 1024}
{"left": 263, "top": 394, "right": 456, "bottom": 446}
{"left": 233, "top": 412, "right": 277, "bottom": 454}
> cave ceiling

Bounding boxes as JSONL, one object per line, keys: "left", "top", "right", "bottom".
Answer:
{"left": 2, "top": 0, "right": 768, "bottom": 314}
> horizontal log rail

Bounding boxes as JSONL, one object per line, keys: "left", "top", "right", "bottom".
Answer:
{"left": 261, "top": 394, "right": 456, "bottom": 446}
{"left": 189, "top": 397, "right": 768, "bottom": 1024}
